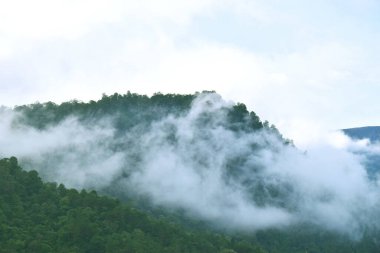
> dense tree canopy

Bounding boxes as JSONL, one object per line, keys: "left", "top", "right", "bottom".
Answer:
{"left": 14, "top": 92, "right": 269, "bottom": 134}
{"left": 0, "top": 157, "right": 266, "bottom": 253}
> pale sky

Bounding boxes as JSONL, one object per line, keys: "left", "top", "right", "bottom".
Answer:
{"left": 1, "top": 0, "right": 380, "bottom": 144}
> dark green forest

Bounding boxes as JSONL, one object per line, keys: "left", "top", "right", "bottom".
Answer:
{"left": 1, "top": 91, "right": 379, "bottom": 252}
{"left": 0, "top": 157, "right": 265, "bottom": 253}
{"left": 13, "top": 91, "right": 275, "bottom": 137}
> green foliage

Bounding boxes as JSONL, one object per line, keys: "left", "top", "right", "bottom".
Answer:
{"left": 13, "top": 91, "right": 274, "bottom": 135}
{"left": 14, "top": 92, "right": 195, "bottom": 131}
{"left": 0, "top": 157, "right": 265, "bottom": 253}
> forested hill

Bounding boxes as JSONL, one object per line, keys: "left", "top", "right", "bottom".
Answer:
{"left": 0, "top": 157, "right": 265, "bottom": 253}
{"left": 13, "top": 91, "right": 282, "bottom": 138}
{"left": 1, "top": 92, "right": 379, "bottom": 253}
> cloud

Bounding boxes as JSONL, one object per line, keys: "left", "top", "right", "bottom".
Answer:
{"left": 0, "top": 0, "right": 219, "bottom": 42}
{"left": 0, "top": 0, "right": 121, "bottom": 40}
{"left": 0, "top": 94, "right": 379, "bottom": 237}
{"left": 1, "top": 0, "right": 380, "bottom": 146}
{"left": 0, "top": 110, "right": 124, "bottom": 188}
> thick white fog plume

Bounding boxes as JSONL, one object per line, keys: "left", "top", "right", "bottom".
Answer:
{"left": 0, "top": 95, "right": 379, "bottom": 237}
{"left": 0, "top": 109, "right": 124, "bottom": 189}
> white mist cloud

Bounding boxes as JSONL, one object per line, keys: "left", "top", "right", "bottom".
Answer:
{"left": 0, "top": 110, "right": 124, "bottom": 189}
{"left": 0, "top": 0, "right": 219, "bottom": 41}
{"left": 0, "top": 94, "right": 379, "bottom": 237}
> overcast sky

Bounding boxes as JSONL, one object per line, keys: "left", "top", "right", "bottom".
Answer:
{"left": 0, "top": 0, "right": 379, "bottom": 144}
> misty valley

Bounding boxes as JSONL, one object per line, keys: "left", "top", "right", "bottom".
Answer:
{"left": 1, "top": 91, "right": 380, "bottom": 253}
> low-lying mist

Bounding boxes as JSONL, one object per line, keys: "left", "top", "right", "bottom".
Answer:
{"left": 0, "top": 93, "right": 379, "bottom": 238}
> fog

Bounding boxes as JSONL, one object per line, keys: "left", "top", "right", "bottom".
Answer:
{"left": 0, "top": 94, "right": 379, "bottom": 238}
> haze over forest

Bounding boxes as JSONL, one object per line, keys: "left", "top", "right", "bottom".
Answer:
{"left": 1, "top": 92, "right": 380, "bottom": 252}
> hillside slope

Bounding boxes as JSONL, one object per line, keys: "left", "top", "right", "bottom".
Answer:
{"left": 0, "top": 92, "right": 379, "bottom": 253}
{"left": 0, "top": 157, "right": 265, "bottom": 253}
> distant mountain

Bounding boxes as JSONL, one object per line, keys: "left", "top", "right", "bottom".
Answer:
{"left": 342, "top": 126, "right": 380, "bottom": 142}
{"left": 342, "top": 126, "right": 380, "bottom": 179}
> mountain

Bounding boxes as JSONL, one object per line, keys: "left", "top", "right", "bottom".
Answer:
{"left": 342, "top": 126, "right": 380, "bottom": 142}
{"left": 342, "top": 126, "right": 380, "bottom": 179}
{"left": 1, "top": 91, "right": 380, "bottom": 253}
